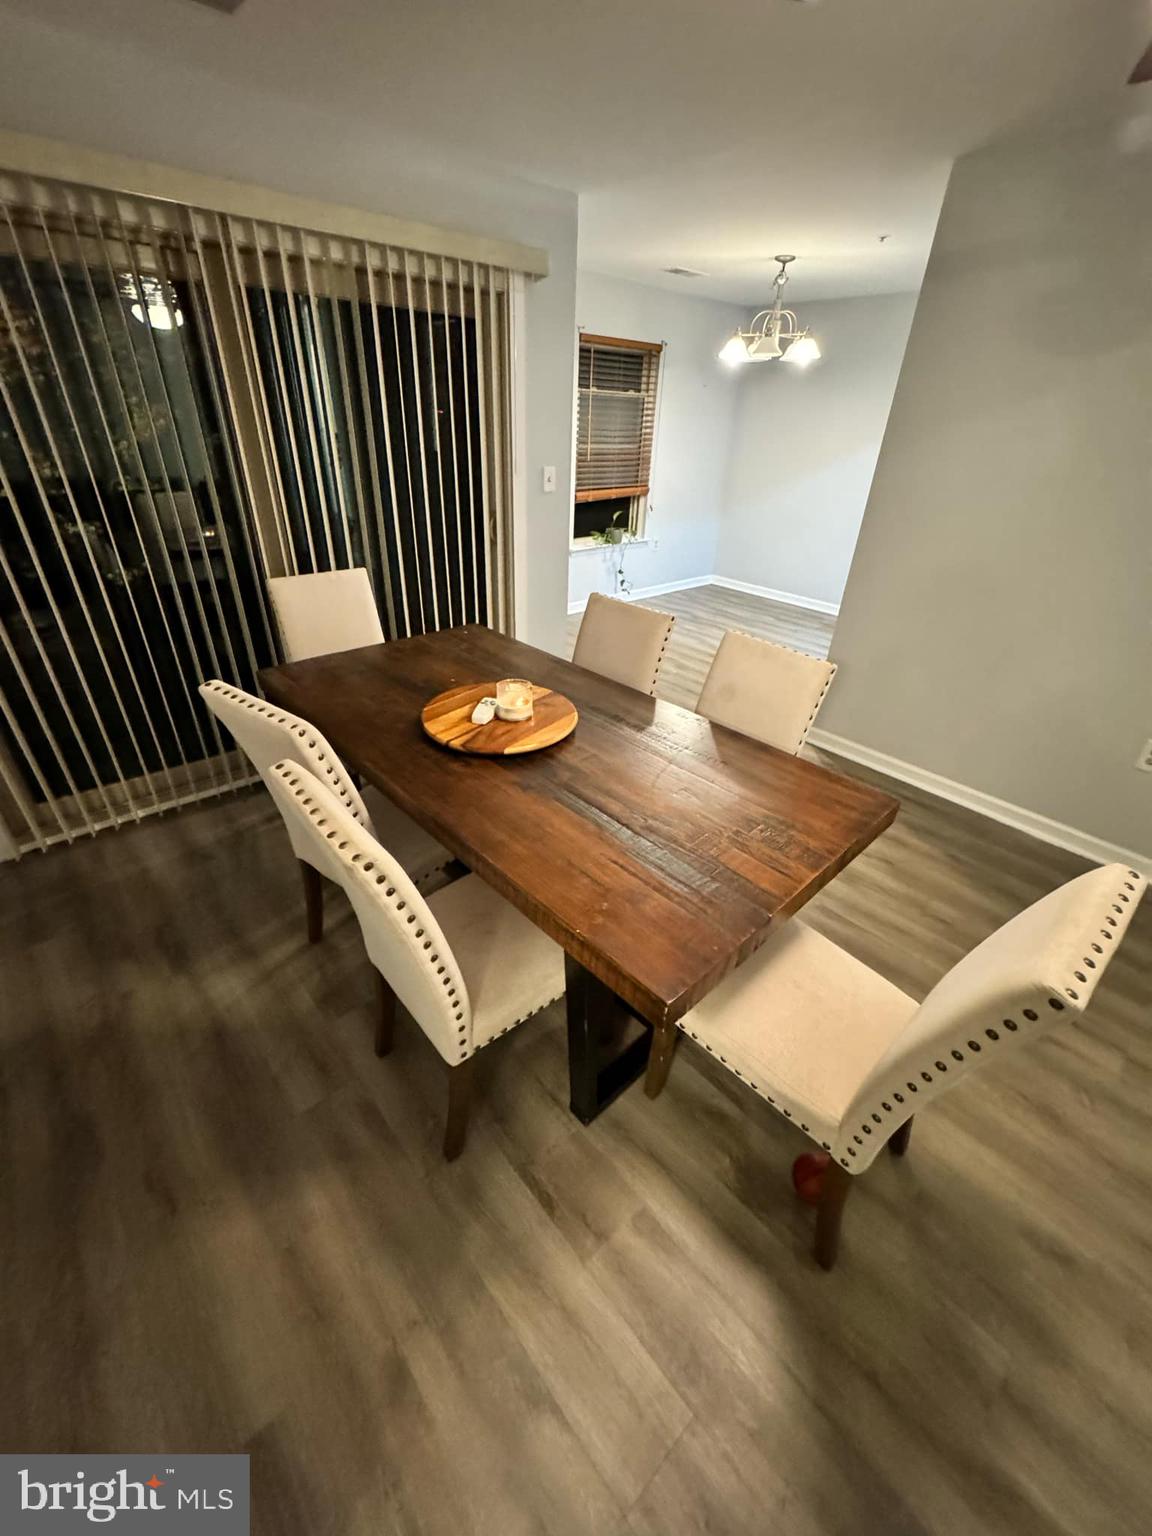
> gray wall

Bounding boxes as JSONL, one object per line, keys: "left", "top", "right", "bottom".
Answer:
{"left": 0, "top": 7, "right": 578, "bottom": 656}
{"left": 569, "top": 271, "right": 744, "bottom": 609}
{"left": 715, "top": 292, "right": 917, "bottom": 609}
{"left": 821, "top": 105, "right": 1152, "bottom": 858}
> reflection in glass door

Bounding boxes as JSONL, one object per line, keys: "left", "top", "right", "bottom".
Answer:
{"left": 0, "top": 219, "right": 275, "bottom": 846}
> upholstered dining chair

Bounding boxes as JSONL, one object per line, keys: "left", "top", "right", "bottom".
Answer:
{"left": 643, "top": 862, "right": 1145, "bottom": 1270}
{"left": 266, "top": 567, "right": 386, "bottom": 661}
{"left": 696, "top": 631, "right": 837, "bottom": 753}
{"left": 266, "top": 760, "right": 566, "bottom": 1158}
{"left": 572, "top": 592, "right": 675, "bottom": 695}
{"left": 199, "top": 681, "right": 450, "bottom": 942}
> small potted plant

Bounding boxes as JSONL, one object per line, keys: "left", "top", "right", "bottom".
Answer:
{"left": 591, "top": 509, "right": 629, "bottom": 545}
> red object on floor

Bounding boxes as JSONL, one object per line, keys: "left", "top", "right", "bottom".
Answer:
{"left": 792, "top": 1150, "right": 832, "bottom": 1206}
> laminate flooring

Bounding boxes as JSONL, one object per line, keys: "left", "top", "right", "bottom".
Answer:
{"left": 3, "top": 587, "right": 1149, "bottom": 1535}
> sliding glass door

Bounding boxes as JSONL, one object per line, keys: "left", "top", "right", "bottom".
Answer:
{"left": 0, "top": 171, "right": 516, "bottom": 853}
{"left": 0, "top": 241, "right": 272, "bottom": 842}
{"left": 246, "top": 274, "right": 490, "bottom": 636}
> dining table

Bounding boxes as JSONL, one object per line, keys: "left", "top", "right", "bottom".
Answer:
{"left": 258, "top": 623, "right": 899, "bottom": 1123}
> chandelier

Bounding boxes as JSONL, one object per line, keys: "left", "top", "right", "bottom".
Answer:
{"left": 719, "top": 255, "right": 821, "bottom": 368}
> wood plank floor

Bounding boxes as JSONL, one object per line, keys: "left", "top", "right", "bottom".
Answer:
{"left": 3, "top": 586, "right": 1149, "bottom": 1536}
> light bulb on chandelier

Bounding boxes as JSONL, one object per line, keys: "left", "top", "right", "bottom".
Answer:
{"left": 719, "top": 332, "right": 751, "bottom": 366}
{"left": 783, "top": 334, "right": 821, "bottom": 366}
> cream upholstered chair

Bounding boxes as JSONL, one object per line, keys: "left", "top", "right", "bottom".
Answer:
{"left": 643, "top": 863, "right": 1146, "bottom": 1270}
{"left": 266, "top": 760, "right": 566, "bottom": 1158}
{"left": 199, "top": 681, "right": 450, "bottom": 942}
{"left": 696, "top": 631, "right": 837, "bottom": 753}
{"left": 572, "top": 592, "right": 675, "bottom": 695}
{"left": 266, "top": 567, "right": 385, "bottom": 661}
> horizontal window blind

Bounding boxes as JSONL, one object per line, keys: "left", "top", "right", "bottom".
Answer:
{"left": 0, "top": 166, "right": 519, "bottom": 853}
{"left": 574, "top": 333, "right": 661, "bottom": 505}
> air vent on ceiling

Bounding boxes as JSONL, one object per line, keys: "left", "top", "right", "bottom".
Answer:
{"left": 664, "top": 266, "right": 708, "bottom": 278}
{"left": 188, "top": 0, "right": 247, "bottom": 13}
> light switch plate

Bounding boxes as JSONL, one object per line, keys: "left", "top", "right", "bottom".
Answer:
{"left": 542, "top": 465, "right": 556, "bottom": 493}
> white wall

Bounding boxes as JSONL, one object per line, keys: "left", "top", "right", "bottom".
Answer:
{"left": 714, "top": 293, "right": 917, "bottom": 610}
{"left": 569, "top": 271, "right": 744, "bottom": 610}
{"left": 821, "top": 102, "right": 1152, "bottom": 861}
{"left": 0, "top": 7, "right": 578, "bottom": 656}
{"left": 569, "top": 277, "right": 915, "bottom": 615}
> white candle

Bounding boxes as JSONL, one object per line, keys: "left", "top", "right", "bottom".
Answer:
{"left": 496, "top": 678, "right": 534, "bottom": 722}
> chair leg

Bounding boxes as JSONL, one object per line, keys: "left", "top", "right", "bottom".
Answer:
{"left": 299, "top": 860, "right": 323, "bottom": 944}
{"left": 443, "top": 1057, "right": 475, "bottom": 1162}
{"left": 644, "top": 1021, "right": 679, "bottom": 1099}
{"left": 814, "top": 1161, "right": 855, "bottom": 1271}
{"left": 375, "top": 973, "right": 396, "bottom": 1058}
{"left": 888, "top": 1117, "right": 914, "bottom": 1157}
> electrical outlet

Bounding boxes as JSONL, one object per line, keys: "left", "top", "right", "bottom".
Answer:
{"left": 1136, "top": 738, "right": 1152, "bottom": 773}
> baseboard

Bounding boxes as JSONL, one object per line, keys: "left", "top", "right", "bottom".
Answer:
{"left": 809, "top": 728, "right": 1151, "bottom": 876}
{"left": 567, "top": 573, "right": 837, "bottom": 618}
{"left": 567, "top": 575, "right": 712, "bottom": 616}
{"left": 707, "top": 575, "right": 840, "bottom": 617}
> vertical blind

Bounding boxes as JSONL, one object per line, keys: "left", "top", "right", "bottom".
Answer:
{"left": 574, "top": 333, "right": 662, "bottom": 503}
{"left": 0, "top": 168, "right": 517, "bottom": 853}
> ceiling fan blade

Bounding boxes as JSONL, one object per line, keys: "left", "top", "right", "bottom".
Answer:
{"left": 1129, "top": 40, "right": 1152, "bottom": 83}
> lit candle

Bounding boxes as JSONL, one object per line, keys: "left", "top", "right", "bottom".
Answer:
{"left": 496, "top": 677, "right": 534, "bottom": 722}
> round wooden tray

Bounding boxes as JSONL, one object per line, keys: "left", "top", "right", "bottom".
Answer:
{"left": 421, "top": 682, "right": 578, "bottom": 755}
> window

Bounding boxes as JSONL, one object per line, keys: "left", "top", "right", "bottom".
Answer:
{"left": 573, "top": 333, "right": 661, "bottom": 542}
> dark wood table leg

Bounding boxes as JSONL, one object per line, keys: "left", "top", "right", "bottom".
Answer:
{"left": 565, "top": 954, "right": 653, "bottom": 1124}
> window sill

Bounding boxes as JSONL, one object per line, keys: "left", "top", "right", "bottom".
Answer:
{"left": 570, "top": 537, "right": 651, "bottom": 553}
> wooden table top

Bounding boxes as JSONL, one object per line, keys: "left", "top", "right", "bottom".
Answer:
{"left": 259, "top": 625, "right": 898, "bottom": 1027}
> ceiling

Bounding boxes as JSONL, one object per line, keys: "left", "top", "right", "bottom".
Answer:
{"left": 1, "top": 0, "right": 1147, "bottom": 303}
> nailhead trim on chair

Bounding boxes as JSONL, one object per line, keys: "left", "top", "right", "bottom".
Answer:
{"left": 799, "top": 662, "right": 837, "bottom": 748}
{"left": 831, "top": 869, "right": 1146, "bottom": 1169}
{"left": 680, "top": 869, "right": 1145, "bottom": 1172}
{"left": 723, "top": 627, "right": 838, "bottom": 750}
{"left": 276, "top": 766, "right": 471, "bottom": 1053}
{"left": 650, "top": 615, "right": 676, "bottom": 695}
{"left": 203, "top": 681, "right": 446, "bottom": 890}
{"left": 204, "top": 681, "right": 365, "bottom": 819}
{"left": 473, "top": 991, "right": 566, "bottom": 1056}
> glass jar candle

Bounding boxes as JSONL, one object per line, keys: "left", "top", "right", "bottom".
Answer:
{"left": 495, "top": 677, "right": 534, "bottom": 722}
